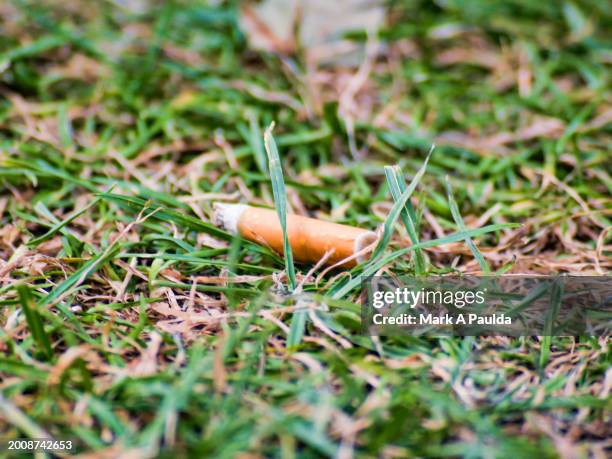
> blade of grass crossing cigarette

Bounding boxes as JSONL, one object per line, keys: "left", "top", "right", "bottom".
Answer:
{"left": 264, "top": 123, "right": 297, "bottom": 291}
{"left": 371, "top": 146, "right": 434, "bottom": 262}
{"left": 444, "top": 176, "right": 490, "bottom": 273}
{"left": 331, "top": 223, "right": 517, "bottom": 299}
{"left": 264, "top": 123, "right": 303, "bottom": 346}
{"left": 384, "top": 165, "right": 426, "bottom": 274}
{"left": 17, "top": 284, "right": 53, "bottom": 361}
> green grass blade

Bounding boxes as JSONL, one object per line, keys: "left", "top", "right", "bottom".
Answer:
{"left": 28, "top": 196, "right": 102, "bottom": 246}
{"left": 17, "top": 284, "right": 53, "bottom": 361}
{"left": 287, "top": 308, "right": 307, "bottom": 348}
{"left": 99, "top": 193, "right": 278, "bottom": 259}
{"left": 99, "top": 193, "right": 228, "bottom": 239}
{"left": 540, "top": 279, "right": 564, "bottom": 367}
{"left": 264, "top": 122, "right": 303, "bottom": 346}
{"left": 0, "top": 35, "right": 66, "bottom": 67}
{"left": 384, "top": 165, "right": 426, "bottom": 274}
{"left": 263, "top": 123, "right": 297, "bottom": 291}
{"left": 248, "top": 112, "right": 267, "bottom": 174}
{"left": 445, "top": 176, "right": 490, "bottom": 273}
{"left": 371, "top": 145, "right": 434, "bottom": 261}
{"left": 40, "top": 245, "right": 120, "bottom": 308}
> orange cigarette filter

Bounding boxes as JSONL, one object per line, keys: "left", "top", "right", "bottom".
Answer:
{"left": 213, "top": 204, "right": 377, "bottom": 267}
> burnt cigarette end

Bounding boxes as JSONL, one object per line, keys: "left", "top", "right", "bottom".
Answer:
{"left": 213, "top": 203, "right": 247, "bottom": 234}
{"left": 354, "top": 231, "right": 378, "bottom": 263}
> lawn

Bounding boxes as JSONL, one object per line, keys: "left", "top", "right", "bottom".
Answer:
{"left": 0, "top": 1, "right": 610, "bottom": 458}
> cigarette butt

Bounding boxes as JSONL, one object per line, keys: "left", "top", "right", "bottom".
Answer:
{"left": 213, "top": 203, "right": 377, "bottom": 267}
